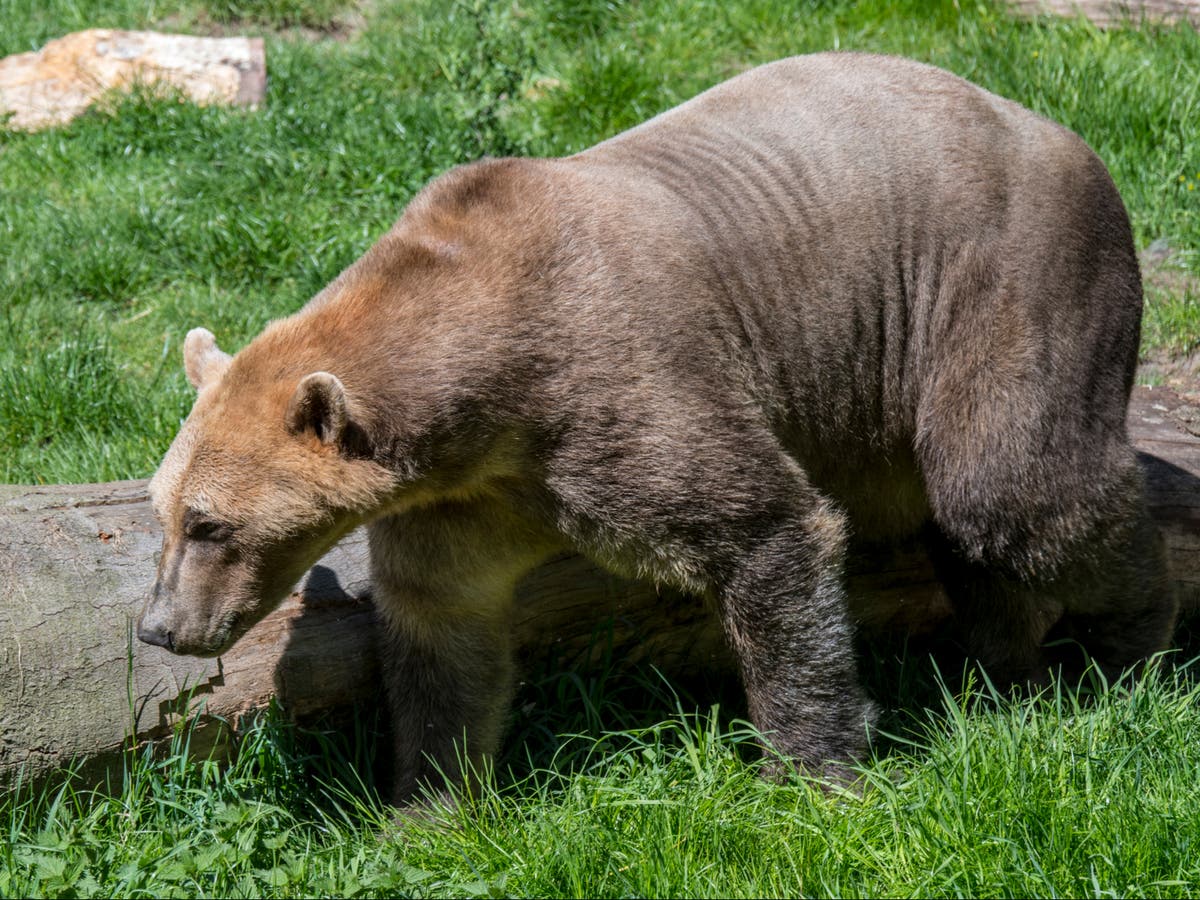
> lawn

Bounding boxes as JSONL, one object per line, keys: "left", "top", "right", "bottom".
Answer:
{"left": 2, "top": 0, "right": 1200, "bottom": 896}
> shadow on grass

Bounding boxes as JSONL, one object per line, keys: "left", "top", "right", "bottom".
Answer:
{"left": 235, "top": 604, "right": 1200, "bottom": 820}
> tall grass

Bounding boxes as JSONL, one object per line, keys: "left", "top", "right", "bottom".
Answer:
{"left": 1, "top": 0, "right": 1199, "bottom": 482}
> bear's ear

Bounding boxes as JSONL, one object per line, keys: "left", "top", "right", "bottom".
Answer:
{"left": 184, "top": 328, "right": 232, "bottom": 391}
{"left": 286, "top": 372, "right": 348, "bottom": 446}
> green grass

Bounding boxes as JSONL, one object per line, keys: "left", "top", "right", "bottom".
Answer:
{"left": 4, "top": 0, "right": 1200, "bottom": 895}
{"left": 1, "top": 0, "right": 1199, "bottom": 482}
{"left": 201, "top": 0, "right": 355, "bottom": 30}
{"left": 3, "top": 664, "right": 1200, "bottom": 897}
{"left": 1143, "top": 280, "right": 1200, "bottom": 359}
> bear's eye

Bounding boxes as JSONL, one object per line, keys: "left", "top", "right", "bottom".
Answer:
{"left": 183, "top": 511, "right": 232, "bottom": 542}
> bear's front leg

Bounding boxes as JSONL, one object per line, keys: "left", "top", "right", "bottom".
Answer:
{"left": 546, "top": 413, "right": 876, "bottom": 780}
{"left": 368, "top": 499, "right": 561, "bottom": 808}
{"left": 375, "top": 599, "right": 515, "bottom": 807}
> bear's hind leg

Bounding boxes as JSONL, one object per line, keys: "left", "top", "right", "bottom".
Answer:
{"left": 1050, "top": 498, "right": 1176, "bottom": 682}
{"left": 924, "top": 527, "right": 1065, "bottom": 686}
{"left": 920, "top": 393, "right": 1175, "bottom": 686}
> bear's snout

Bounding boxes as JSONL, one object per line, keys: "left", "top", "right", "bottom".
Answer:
{"left": 137, "top": 579, "right": 179, "bottom": 651}
{"left": 136, "top": 609, "right": 174, "bottom": 651}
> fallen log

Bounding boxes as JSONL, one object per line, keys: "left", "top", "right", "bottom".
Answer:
{"left": 2, "top": 385, "right": 1199, "bottom": 788}
{"left": 1005, "top": 0, "right": 1200, "bottom": 28}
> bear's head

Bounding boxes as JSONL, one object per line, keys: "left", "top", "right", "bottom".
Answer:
{"left": 136, "top": 326, "right": 398, "bottom": 657}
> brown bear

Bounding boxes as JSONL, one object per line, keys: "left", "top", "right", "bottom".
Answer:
{"left": 137, "top": 52, "right": 1176, "bottom": 804}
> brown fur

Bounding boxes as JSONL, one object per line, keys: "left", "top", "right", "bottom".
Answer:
{"left": 138, "top": 53, "right": 1176, "bottom": 803}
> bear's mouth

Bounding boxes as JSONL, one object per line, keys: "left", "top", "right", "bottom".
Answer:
{"left": 182, "top": 589, "right": 292, "bottom": 658}
{"left": 195, "top": 611, "right": 244, "bottom": 658}
{"left": 199, "top": 602, "right": 275, "bottom": 657}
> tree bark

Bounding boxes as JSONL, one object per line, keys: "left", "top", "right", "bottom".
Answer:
{"left": 2, "top": 385, "right": 1198, "bottom": 788}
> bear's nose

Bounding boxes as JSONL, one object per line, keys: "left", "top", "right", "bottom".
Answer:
{"left": 136, "top": 617, "right": 174, "bottom": 651}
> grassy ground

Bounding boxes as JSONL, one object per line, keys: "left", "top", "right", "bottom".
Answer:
{"left": 3, "top": 0, "right": 1200, "bottom": 895}
{"left": 2, "top": 0, "right": 1199, "bottom": 483}
{"left": 4, "top": 665, "right": 1200, "bottom": 897}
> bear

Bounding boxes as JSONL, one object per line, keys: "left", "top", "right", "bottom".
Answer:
{"left": 137, "top": 52, "right": 1176, "bottom": 804}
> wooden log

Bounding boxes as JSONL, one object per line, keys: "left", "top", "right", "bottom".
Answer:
{"left": 2, "top": 385, "right": 1199, "bottom": 788}
{"left": 1005, "top": 0, "right": 1200, "bottom": 27}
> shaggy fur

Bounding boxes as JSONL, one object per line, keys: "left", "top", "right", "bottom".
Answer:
{"left": 138, "top": 53, "right": 1175, "bottom": 803}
